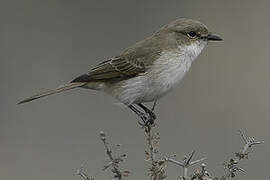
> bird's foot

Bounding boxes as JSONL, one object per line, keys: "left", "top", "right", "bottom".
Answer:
{"left": 137, "top": 103, "right": 156, "bottom": 125}
{"left": 128, "top": 103, "right": 157, "bottom": 128}
{"left": 138, "top": 111, "right": 156, "bottom": 128}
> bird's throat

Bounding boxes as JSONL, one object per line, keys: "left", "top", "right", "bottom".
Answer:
{"left": 178, "top": 40, "right": 207, "bottom": 62}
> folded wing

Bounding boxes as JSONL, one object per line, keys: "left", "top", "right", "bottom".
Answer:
{"left": 71, "top": 57, "right": 146, "bottom": 82}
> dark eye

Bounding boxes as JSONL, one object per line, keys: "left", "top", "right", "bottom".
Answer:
{"left": 187, "top": 31, "right": 197, "bottom": 38}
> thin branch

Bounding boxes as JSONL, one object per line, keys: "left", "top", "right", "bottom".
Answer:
{"left": 146, "top": 125, "right": 157, "bottom": 166}
{"left": 143, "top": 123, "right": 160, "bottom": 180}
{"left": 75, "top": 109, "right": 263, "bottom": 180}
{"left": 75, "top": 164, "right": 94, "bottom": 180}
{"left": 188, "top": 130, "right": 263, "bottom": 180}
{"left": 219, "top": 130, "right": 263, "bottom": 180}
{"left": 100, "top": 131, "right": 127, "bottom": 180}
{"left": 164, "top": 130, "right": 263, "bottom": 180}
{"left": 190, "top": 163, "right": 213, "bottom": 180}
{"left": 165, "top": 151, "right": 207, "bottom": 180}
{"left": 140, "top": 102, "right": 167, "bottom": 180}
{"left": 237, "top": 130, "right": 264, "bottom": 159}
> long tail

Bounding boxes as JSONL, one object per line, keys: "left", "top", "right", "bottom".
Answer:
{"left": 18, "top": 82, "right": 86, "bottom": 104}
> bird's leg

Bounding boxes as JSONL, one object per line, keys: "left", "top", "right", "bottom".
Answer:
{"left": 151, "top": 100, "right": 157, "bottom": 111}
{"left": 137, "top": 103, "right": 156, "bottom": 125}
{"left": 128, "top": 104, "right": 154, "bottom": 126}
{"left": 128, "top": 105, "right": 148, "bottom": 124}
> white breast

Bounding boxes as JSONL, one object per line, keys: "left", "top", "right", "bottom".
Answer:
{"left": 107, "top": 40, "right": 207, "bottom": 105}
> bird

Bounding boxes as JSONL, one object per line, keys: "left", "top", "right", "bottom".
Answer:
{"left": 18, "top": 18, "right": 222, "bottom": 124}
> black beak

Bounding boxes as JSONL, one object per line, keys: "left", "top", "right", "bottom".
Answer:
{"left": 207, "top": 34, "right": 223, "bottom": 41}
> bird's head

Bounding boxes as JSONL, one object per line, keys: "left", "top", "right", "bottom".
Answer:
{"left": 158, "top": 18, "right": 222, "bottom": 44}
{"left": 155, "top": 18, "right": 222, "bottom": 57}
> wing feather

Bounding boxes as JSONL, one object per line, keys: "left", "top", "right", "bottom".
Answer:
{"left": 89, "top": 57, "right": 145, "bottom": 80}
{"left": 71, "top": 34, "right": 164, "bottom": 83}
{"left": 71, "top": 57, "right": 146, "bottom": 83}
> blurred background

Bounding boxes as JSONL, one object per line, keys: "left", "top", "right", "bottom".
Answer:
{"left": 0, "top": 0, "right": 269, "bottom": 179}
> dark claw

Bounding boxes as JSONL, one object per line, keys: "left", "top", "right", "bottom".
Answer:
{"left": 128, "top": 104, "right": 157, "bottom": 126}
{"left": 138, "top": 112, "right": 156, "bottom": 126}
{"left": 137, "top": 103, "right": 156, "bottom": 125}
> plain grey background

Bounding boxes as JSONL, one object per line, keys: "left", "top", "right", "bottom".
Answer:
{"left": 1, "top": 0, "right": 269, "bottom": 179}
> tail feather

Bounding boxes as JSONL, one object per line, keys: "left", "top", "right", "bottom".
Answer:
{"left": 18, "top": 82, "right": 85, "bottom": 104}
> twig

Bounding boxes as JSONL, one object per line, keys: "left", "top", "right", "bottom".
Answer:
{"left": 237, "top": 130, "right": 264, "bottom": 159}
{"left": 75, "top": 164, "right": 94, "bottom": 180}
{"left": 164, "top": 130, "right": 263, "bottom": 180}
{"left": 100, "top": 131, "right": 127, "bottom": 180}
{"left": 188, "top": 130, "right": 263, "bottom": 180}
{"left": 219, "top": 130, "right": 263, "bottom": 180}
{"left": 191, "top": 163, "right": 213, "bottom": 180}
{"left": 75, "top": 111, "right": 263, "bottom": 180}
{"left": 144, "top": 127, "right": 167, "bottom": 180}
{"left": 75, "top": 132, "right": 129, "bottom": 180}
{"left": 141, "top": 102, "right": 166, "bottom": 180}
{"left": 144, "top": 123, "right": 159, "bottom": 180}
{"left": 146, "top": 125, "right": 156, "bottom": 165}
{"left": 165, "top": 151, "right": 207, "bottom": 180}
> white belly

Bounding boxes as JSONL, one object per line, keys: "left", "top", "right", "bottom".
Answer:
{"left": 106, "top": 41, "right": 207, "bottom": 105}
{"left": 106, "top": 51, "right": 191, "bottom": 105}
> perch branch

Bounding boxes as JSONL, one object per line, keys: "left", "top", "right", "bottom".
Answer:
{"left": 75, "top": 105, "right": 263, "bottom": 180}
{"left": 140, "top": 101, "right": 167, "bottom": 180}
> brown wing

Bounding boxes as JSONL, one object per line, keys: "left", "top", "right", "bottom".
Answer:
{"left": 71, "top": 57, "right": 146, "bottom": 82}
{"left": 71, "top": 34, "right": 164, "bottom": 83}
{"left": 90, "top": 57, "right": 146, "bottom": 79}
